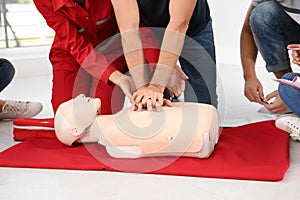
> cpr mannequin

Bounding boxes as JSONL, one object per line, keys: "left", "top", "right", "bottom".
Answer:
{"left": 54, "top": 94, "right": 220, "bottom": 158}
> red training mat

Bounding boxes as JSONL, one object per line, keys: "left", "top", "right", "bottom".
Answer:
{"left": 13, "top": 118, "right": 56, "bottom": 141}
{"left": 0, "top": 120, "right": 290, "bottom": 181}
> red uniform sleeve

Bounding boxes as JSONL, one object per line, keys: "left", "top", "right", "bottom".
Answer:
{"left": 33, "top": 0, "right": 119, "bottom": 82}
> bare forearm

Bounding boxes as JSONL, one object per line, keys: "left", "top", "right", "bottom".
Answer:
{"left": 240, "top": 29, "right": 258, "bottom": 79}
{"left": 111, "top": 0, "right": 147, "bottom": 88}
{"left": 151, "top": 0, "right": 196, "bottom": 90}
{"left": 240, "top": 4, "right": 258, "bottom": 80}
{"left": 111, "top": 0, "right": 144, "bottom": 69}
{"left": 159, "top": 0, "right": 195, "bottom": 67}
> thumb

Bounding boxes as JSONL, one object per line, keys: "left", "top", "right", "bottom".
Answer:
{"left": 163, "top": 99, "right": 172, "bottom": 107}
{"left": 174, "top": 65, "right": 188, "bottom": 80}
{"left": 288, "top": 44, "right": 300, "bottom": 49}
{"left": 264, "top": 91, "right": 277, "bottom": 102}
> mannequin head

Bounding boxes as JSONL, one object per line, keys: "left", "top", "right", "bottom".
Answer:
{"left": 54, "top": 94, "right": 101, "bottom": 146}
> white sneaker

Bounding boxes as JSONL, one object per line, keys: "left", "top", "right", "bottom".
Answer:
{"left": 275, "top": 114, "right": 300, "bottom": 141}
{"left": 0, "top": 100, "right": 43, "bottom": 120}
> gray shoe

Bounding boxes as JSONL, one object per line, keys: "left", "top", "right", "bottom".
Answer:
{"left": 0, "top": 100, "right": 43, "bottom": 120}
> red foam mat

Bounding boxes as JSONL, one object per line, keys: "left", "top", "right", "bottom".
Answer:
{"left": 13, "top": 118, "right": 56, "bottom": 141}
{"left": 0, "top": 120, "right": 290, "bottom": 181}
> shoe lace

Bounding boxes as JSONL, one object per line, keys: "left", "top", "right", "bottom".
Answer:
{"left": 286, "top": 120, "right": 300, "bottom": 141}
{"left": 2, "top": 101, "right": 29, "bottom": 115}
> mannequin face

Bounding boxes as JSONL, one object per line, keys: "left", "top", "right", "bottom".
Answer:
{"left": 54, "top": 94, "right": 101, "bottom": 146}
{"left": 72, "top": 94, "right": 101, "bottom": 115}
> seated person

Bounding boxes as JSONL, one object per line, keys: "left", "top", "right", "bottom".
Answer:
{"left": 54, "top": 94, "right": 220, "bottom": 159}
{"left": 240, "top": 0, "right": 300, "bottom": 114}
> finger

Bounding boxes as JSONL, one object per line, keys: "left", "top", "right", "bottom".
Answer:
{"left": 157, "top": 95, "right": 164, "bottom": 106}
{"left": 131, "top": 92, "right": 139, "bottom": 103}
{"left": 175, "top": 65, "right": 189, "bottom": 80}
{"left": 137, "top": 103, "right": 143, "bottom": 112}
{"left": 169, "top": 87, "right": 178, "bottom": 97}
{"left": 263, "top": 104, "right": 275, "bottom": 113}
{"left": 292, "top": 50, "right": 299, "bottom": 58}
{"left": 155, "top": 101, "right": 162, "bottom": 112}
{"left": 141, "top": 96, "right": 150, "bottom": 105}
{"left": 287, "top": 44, "right": 300, "bottom": 49}
{"left": 177, "top": 86, "right": 183, "bottom": 97}
{"left": 131, "top": 103, "right": 137, "bottom": 111}
{"left": 163, "top": 99, "right": 172, "bottom": 107}
{"left": 292, "top": 59, "right": 299, "bottom": 65}
{"left": 180, "top": 80, "right": 185, "bottom": 92}
{"left": 264, "top": 91, "right": 276, "bottom": 102}
{"left": 246, "top": 89, "right": 262, "bottom": 103}
{"left": 151, "top": 97, "right": 157, "bottom": 107}
{"left": 253, "top": 95, "right": 263, "bottom": 104}
{"left": 135, "top": 93, "right": 145, "bottom": 104}
{"left": 147, "top": 99, "right": 152, "bottom": 112}
{"left": 167, "top": 88, "right": 175, "bottom": 98}
{"left": 257, "top": 84, "right": 264, "bottom": 101}
{"left": 264, "top": 103, "right": 281, "bottom": 114}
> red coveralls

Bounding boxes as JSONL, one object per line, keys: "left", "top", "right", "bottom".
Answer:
{"left": 34, "top": 0, "right": 159, "bottom": 114}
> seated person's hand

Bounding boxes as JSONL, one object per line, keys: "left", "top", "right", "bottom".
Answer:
{"left": 131, "top": 83, "right": 165, "bottom": 111}
{"left": 263, "top": 90, "right": 289, "bottom": 114}
{"left": 288, "top": 44, "right": 300, "bottom": 66}
{"left": 166, "top": 65, "right": 188, "bottom": 97}
{"left": 244, "top": 77, "right": 264, "bottom": 104}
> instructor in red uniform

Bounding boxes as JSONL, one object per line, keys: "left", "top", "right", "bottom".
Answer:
{"left": 34, "top": 0, "right": 160, "bottom": 114}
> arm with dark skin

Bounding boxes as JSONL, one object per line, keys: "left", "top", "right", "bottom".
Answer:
{"left": 240, "top": 4, "right": 263, "bottom": 104}
{"left": 240, "top": 4, "right": 288, "bottom": 113}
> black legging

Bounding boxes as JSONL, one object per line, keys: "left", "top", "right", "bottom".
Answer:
{"left": 0, "top": 58, "right": 15, "bottom": 92}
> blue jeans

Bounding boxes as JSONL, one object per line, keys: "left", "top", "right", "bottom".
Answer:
{"left": 250, "top": 1, "right": 300, "bottom": 72}
{"left": 179, "top": 19, "right": 217, "bottom": 107}
{"left": 278, "top": 72, "right": 300, "bottom": 117}
{"left": 0, "top": 58, "right": 15, "bottom": 92}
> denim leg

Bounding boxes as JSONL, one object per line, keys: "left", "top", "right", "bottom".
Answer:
{"left": 250, "top": 1, "right": 300, "bottom": 72}
{"left": 278, "top": 72, "right": 300, "bottom": 117}
{"left": 0, "top": 58, "right": 15, "bottom": 92}
{"left": 179, "top": 19, "right": 217, "bottom": 107}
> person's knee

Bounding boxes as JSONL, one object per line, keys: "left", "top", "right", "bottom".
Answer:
{"left": 250, "top": 1, "right": 281, "bottom": 32}
{"left": 282, "top": 72, "right": 296, "bottom": 80}
{"left": 278, "top": 73, "right": 296, "bottom": 99}
{"left": 0, "top": 58, "right": 15, "bottom": 80}
{"left": 278, "top": 82, "right": 287, "bottom": 96}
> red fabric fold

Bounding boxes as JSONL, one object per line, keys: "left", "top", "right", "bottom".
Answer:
{"left": 13, "top": 118, "right": 56, "bottom": 141}
{"left": 0, "top": 120, "right": 290, "bottom": 181}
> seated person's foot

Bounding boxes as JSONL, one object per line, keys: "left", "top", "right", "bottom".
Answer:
{"left": 275, "top": 114, "right": 300, "bottom": 141}
{"left": 0, "top": 100, "right": 43, "bottom": 120}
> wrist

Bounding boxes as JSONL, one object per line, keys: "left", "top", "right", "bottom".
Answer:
{"left": 243, "top": 71, "right": 257, "bottom": 81}
{"left": 150, "top": 63, "right": 173, "bottom": 88}
{"left": 129, "top": 64, "right": 149, "bottom": 89}
{"left": 149, "top": 83, "right": 165, "bottom": 93}
{"left": 108, "top": 70, "right": 123, "bottom": 85}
